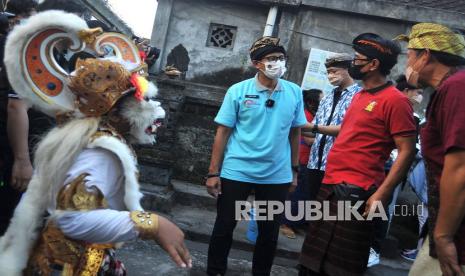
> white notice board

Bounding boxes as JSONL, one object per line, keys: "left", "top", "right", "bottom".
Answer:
{"left": 301, "top": 48, "right": 336, "bottom": 94}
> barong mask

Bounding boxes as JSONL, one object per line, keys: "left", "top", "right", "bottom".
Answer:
{"left": 4, "top": 10, "right": 165, "bottom": 144}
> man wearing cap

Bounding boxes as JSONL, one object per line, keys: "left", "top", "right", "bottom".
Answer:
{"left": 299, "top": 33, "right": 417, "bottom": 276}
{"left": 302, "top": 53, "right": 361, "bottom": 201}
{"left": 397, "top": 23, "right": 465, "bottom": 276}
{"left": 205, "top": 36, "right": 307, "bottom": 276}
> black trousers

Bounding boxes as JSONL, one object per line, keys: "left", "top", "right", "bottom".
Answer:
{"left": 207, "top": 178, "right": 290, "bottom": 276}
{"left": 307, "top": 169, "right": 325, "bottom": 201}
{"left": 0, "top": 160, "right": 21, "bottom": 235}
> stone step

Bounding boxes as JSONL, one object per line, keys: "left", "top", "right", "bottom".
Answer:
{"left": 139, "top": 179, "right": 216, "bottom": 212}
{"left": 171, "top": 179, "right": 217, "bottom": 209}
{"left": 140, "top": 183, "right": 174, "bottom": 214}
{"left": 139, "top": 181, "right": 302, "bottom": 259}
{"left": 140, "top": 180, "right": 304, "bottom": 259}
{"left": 157, "top": 204, "right": 304, "bottom": 261}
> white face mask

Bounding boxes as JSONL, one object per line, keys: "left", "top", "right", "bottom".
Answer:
{"left": 261, "top": 60, "right": 286, "bottom": 80}
{"left": 411, "top": 94, "right": 423, "bottom": 105}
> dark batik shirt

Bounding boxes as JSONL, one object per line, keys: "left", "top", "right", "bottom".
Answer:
{"left": 421, "top": 68, "right": 465, "bottom": 265}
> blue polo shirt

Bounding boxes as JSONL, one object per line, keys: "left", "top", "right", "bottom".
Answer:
{"left": 214, "top": 76, "right": 307, "bottom": 184}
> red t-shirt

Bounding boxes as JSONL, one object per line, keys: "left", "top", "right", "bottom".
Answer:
{"left": 323, "top": 85, "right": 416, "bottom": 190}
{"left": 421, "top": 69, "right": 465, "bottom": 264}
{"left": 299, "top": 110, "right": 314, "bottom": 165}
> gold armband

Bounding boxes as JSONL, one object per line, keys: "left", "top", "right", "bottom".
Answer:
{"left": 130, "top": 211, "right": 159, "bottom": 239}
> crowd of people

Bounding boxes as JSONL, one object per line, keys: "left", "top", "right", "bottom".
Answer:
{"left": 0, "top": 0, "right": 464, "bottom": 276}
{"left": 206, "top": 23, "right": 465, "bottom": 276}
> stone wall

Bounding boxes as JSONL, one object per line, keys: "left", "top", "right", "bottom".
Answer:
{"left": 136, "top": 77, "right": 226, "bottom": 186}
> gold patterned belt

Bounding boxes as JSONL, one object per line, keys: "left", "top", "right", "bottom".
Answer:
{"left": 28, "top": 223, "right": 114, "bottom": 276}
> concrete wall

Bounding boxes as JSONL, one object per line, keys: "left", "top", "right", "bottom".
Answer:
{"left": 153, "top": 0, "right": 271, "bottom": 81}
{"left": 283, "top": 7, "right": 411, "bottom": 85}
{"left": 302, "top": 0, "right": 465, "bottom": 30}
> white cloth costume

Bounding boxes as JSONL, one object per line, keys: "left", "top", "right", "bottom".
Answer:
{"left": 54, "top": 148, "right": 138, "bottom": 244}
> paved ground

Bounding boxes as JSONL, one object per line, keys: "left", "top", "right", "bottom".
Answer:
{"left": 117, "top": 240, "right": 298, "bottom": 275}
{"left": 117, "top": 239, "right": 411, "bottom": 275}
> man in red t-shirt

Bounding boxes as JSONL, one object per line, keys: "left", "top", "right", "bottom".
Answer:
{"left": 398, "top": 23, "right": 465, "bottom": 276}
{"left": 299, "top": 33, "right": 417, "bottom": 276}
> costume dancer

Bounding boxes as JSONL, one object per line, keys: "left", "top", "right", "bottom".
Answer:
{"left": 0, "top": 10, "right": 191, "bottom": 275}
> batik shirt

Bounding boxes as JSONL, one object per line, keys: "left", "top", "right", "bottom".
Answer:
{"left": 307, "top": 83, "right": 361, "bottom": 171}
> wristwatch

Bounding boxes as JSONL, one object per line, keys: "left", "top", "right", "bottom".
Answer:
{"left": 311, "top": 124, "right": 319, "bottom": 134}
{"left": 292, "top": 165, "right": 299, "bottom": 173}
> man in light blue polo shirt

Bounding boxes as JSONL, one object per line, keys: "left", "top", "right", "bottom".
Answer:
{"left": 206, "top": 37, "right": 307, "bottom": 276}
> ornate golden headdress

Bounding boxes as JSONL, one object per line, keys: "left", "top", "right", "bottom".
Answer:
{"left": 69, "top": 59, "right": 133, "bottom": 116}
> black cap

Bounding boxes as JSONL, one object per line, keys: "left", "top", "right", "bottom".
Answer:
{"left": 352, "top": 33, "right": 401, "bottom": 73}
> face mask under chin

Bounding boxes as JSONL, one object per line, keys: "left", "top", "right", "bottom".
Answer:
{"left": 410, "top": 94, "right": 424, "bottom": 105}
{"left": 405, "top": 52, "right": 428, "bottom": 88}
{"left": 329, "top": 77, "right": 343, "bottom": 87}
{"left": 405, "top": 66, "right": 420, "bottom": 88}
{"left": 406, "top": 68, "right": 428, "bottom": 89}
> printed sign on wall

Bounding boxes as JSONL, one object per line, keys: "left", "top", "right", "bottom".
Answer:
{"left": 301, "top": 48, "right": 336, "bottom": 94}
